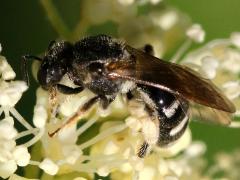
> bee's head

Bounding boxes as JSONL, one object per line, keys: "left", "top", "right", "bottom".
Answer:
{"left": 37, "top": 41, "right": 73, "bottom": 90}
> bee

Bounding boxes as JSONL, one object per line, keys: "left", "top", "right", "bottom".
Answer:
{"left": 22, "top": 34, "right": 235, "bottom": 158}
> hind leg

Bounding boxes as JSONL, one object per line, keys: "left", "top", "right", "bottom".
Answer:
{"left": 126, "top": 88, "right": 159, "bottom": 158}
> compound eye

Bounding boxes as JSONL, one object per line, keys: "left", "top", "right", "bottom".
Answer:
{"left": 37, "top": 61, "right": 66, "bottom": 90}
{"left": 88, "top": 62, "right": 104, "bottom": 74}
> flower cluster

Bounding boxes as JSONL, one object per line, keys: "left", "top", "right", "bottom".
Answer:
{"left": 0, "top": 47, "right": 61, "bottom": 179}
{"left": 0, "top": 49, "right": 30, "bottom": 179}
{"left": 61, "top": 0, "right": 191, "bottom": 58}
{"left": 182, "top": 32, "right": 240, "bottom": 120}
{"left": 0, "top": 0, "right": 240, "bottom": 179}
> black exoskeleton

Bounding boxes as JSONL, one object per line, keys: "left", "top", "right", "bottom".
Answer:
{"left": 21, "top": 34, "right": 235, "bottom": 158}
{"left": 20, "top": 35, "right": 193, "bottom": 158}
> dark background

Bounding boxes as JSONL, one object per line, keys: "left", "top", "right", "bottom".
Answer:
{"left": 0, "top": 0, "right": 239, "bottom": 166}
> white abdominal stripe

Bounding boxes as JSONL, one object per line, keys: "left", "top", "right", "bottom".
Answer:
{"left": 162, "top": 100, "right": 189, "bottom": 137}
{"left": 169, "top": 115, "right": 189, "bottom": 136}
{"left": 163, "top": 100, "right": 180, "bottom": 118}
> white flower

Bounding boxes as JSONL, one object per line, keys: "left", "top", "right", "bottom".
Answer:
{"left": 118, "top": 8, "right": 189, "bottom": 58}
{"left": 129, "top": 156, "right": 144, "bottom": 171}
{"left": 39, "top": 158, "right": 59, "bottom": 175}
{"left": 151, "top": 11, "right": 178, "bottom": 30}
{"left": 0, "top": 56, "right": 16, "bottom": 80}
{"left": 0, "top": 160, "right": 17, "bottom": 179}
{"left": 0, "top": 117, "right": 17, "bottom": 140}
{"left": 138, "top": 166, "right": 155, "bottom": 180}
{"left": 199, "top": 56, "right": 219, "bottom": 79}
{"left": 12, "top": 146, "right": 30, "bottom": 167}
{"left": 33, "top": 104, "right": 47, "bottom": 128}
{"left": 222, "top": 81, "right": 240, "bottom": 100}
{"left": 186, "top": 24, "right": 205, "bottom": 43}
{"left": 221, "top": 47, "right": 240, "bottom": 73}
{"left": 230, "top": 32, "right": 240, "bottom": 48}
{"left": 62, "top": 145, "right": 82, "bottom": 164}
{"left": 0, "top": 0, "right": 239, "bottom": 179}
{"left": 97, "top": 165, "right": 110, "bottom": 177}
{"left": 0, "top": 139, "right": 16, "bottom": 163}
{"left": 184, "top": 141, "right": 206, "bottom": 158}
{"left": 33, "top": 87, "right": 49, "bottom": 128}
{"left": 35, "top": 87, "right": 49, "bottom": 106}
{"left": 0, "top": 81, "right": 28, "bottom": 107}
{"left": 103, "top": 141, "right": 120, "bottom": 155}
{"left": 0, "top": 139, "right": 16, "bottom": 156}
{"left": 182, "top": 35, "right": 240, "bottom": 118}
{"left": 0, "top": 141, "right": 30, "bottom": 178}
{"left": 81, "top": 0, "right": 137, "bottom": 25}
{"left": 0, "top": 51, "right": 34, "bottom": 178}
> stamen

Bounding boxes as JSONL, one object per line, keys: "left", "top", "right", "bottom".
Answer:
{"left": 15, "top": 128, "right": 40, "bottom": 140}
{"left": 9, "top": 107, "right": 33, "bottom": 130}
{"left": 23, "top": 129, "right": 45, "bottom": 148}
{"left": 77, "top": 116, "right": 98, "bottom": 136}
{"left": 78, "top": 123, "right": 127, "bottom": 149}
{"left": 72, "top": 158, "right": 127, "bottom": 174}
{"left": 101, "top": 159, "right": 127, "bottom": 168}
{"left": 29, "top": 160, "right": 40, "bottom": 166}
{"left": 79, "top": 154, "right": 120, "bottom": 162}
{"left": 72, "top": 164, "right": 96, "bottom": 173}
{"left": 171, "top": 39, "right": 192, "bottom": 63}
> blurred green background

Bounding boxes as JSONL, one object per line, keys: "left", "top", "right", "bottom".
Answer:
{"left": 0, "top": 0, "right": 239, "bottom": 167}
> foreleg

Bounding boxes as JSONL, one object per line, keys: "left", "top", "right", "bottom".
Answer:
{"left": 49, "top": 95, "right": 100, "bottom": 137}
{"left": 56, "top": 84, "right": 84, "bottom": 94}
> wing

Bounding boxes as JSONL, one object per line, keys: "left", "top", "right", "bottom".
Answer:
{"left": 108, "top": 45, "right": 236, "bottom": 113}
{"left": 190, "top": 102, "right": 232, "bottom": 125}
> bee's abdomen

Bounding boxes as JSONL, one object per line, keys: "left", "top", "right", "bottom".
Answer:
{"left": 139, "top": 85, "right": 189, "bottom": 146}
{"left": 157, "top": 98, "right": 189, "bottom": 146}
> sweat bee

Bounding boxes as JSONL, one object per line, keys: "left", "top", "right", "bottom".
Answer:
{"left": 22, "top": 34, "right": 235, "bottom": 158}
